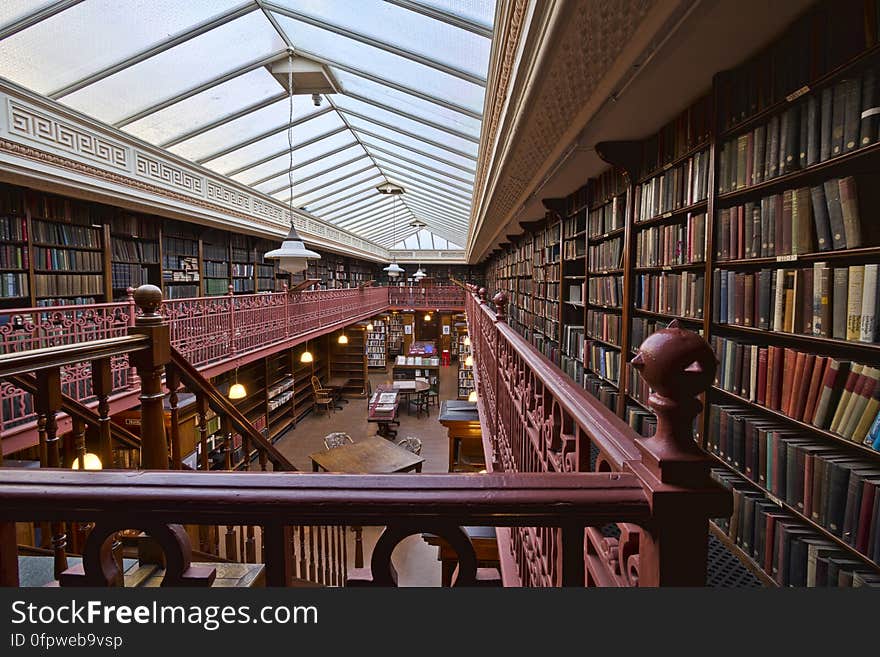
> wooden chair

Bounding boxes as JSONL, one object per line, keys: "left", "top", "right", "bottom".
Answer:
{"left": 324, "top": 432, "right": 354, "bottom": 450}
{"left": 424, "top": 381, "right": 439, "bottom": 409}
{"left": 396, "top": 436, "right": 422, "bottom": 455}
{"left": 313, "top": 389, "right": 335, "bottom": 416}
{"left": 312, "top": 375, "right": 343, "bottom": 409}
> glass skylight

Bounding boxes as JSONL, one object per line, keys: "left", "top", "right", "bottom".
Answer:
{"left": 0, "top": 0, "right": 496, "bottom": 249}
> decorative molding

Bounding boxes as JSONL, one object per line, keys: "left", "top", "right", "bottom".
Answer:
{"left": 0, "top": 83, "right": 389, "bottom": 262}
{"left": 7, "top": 99, "right": 129, "bottom": 171}
{"left": 390, "top": 249, "right": 467, "bottom": 263}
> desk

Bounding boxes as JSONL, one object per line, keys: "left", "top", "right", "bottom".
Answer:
{"left": 368, "top": 385, "right": 400, "bottom": 438}
{"left": 324, "top": 377, "right": 350, "bottom": 407}
{"left": 439, "top": 400, "right": 483, "bottom": 472}
{"left": 309, "top": 436, "right": 424, "bottom": 473}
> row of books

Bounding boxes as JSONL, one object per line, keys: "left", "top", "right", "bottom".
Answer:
{"left": 111, "top": 238, "right": 158, "bottom": 263}
{"left": 165, "top": 284, "right": 199, "bottom": 300}
{"left": 588, "top": 196, "right": 625, "bottom": 236}
{"left": 161, "top": 237, "right": 198, "bottom": 268}
{"left": 712, "top": 336, "right": 880, "bottom": 448}
{"left": 586, "top": 310, "right": 620, "bottom": 346}
{"left": 563, "top": 211, "right": 586, "bottom": 238}
{"left": 713, "top": 263, "right": 879, "bottom": 342}
{"left": 634, "top": 212, "right": 707, "bottom": 267}
{"left": 35, "top": 296, "right": 97, "bottom": 307}
{"left": 31, "top": 220, "right": 100, "bottom": 248}
{"left": 204, "top": 261, "right": 229, "bottom": 278}
{"left": 715, "top": 177, "right": 865, "bottom": 260}
{"left": 534, "top": 262, "right": 560, "bottom": 282}
{"left": 562, "top": 325, "right": 585, "bottom": 361}
{"left": 0, "top": 216, "right": 27, "bottom": 242}
{"left": 562, "top": 238, "right": 585, "bottom": 259}
{"left": 231, "top": 278, "right": 254, "bottom": 293}
{"left": 634, "top": 149, "right": 710, "bottom": 222}
{"left": 231, "top": 263, "right": 254, "bottom": 277}
{"left": 588, "top": 237, "right": 622, "bottom": 271}
{"left": 626, "top": 405, "right": 657, "bottom": 438}
{"left": 565, "top": 282, "right": 584, "bottom": 304}
{"left": 717, "top": 0, "right": 875, "bottom": 132}
{"left": 719, "top": 68, "right": 880, "bottom": 193}
{"left": 587, "top": 275, "right": 623, "bottom": 307}
{"left": 113, "top": 214, "right": 159, "bottom": 239}
{"left": 639, "top": 93, "right": 712, "bottom": 177}
{"left": 586, "top": 343, "right": 620, "bottom": 385}
{"left": 709, "top": 404, "right": 880, "bottom": 555}
{"left": 0, "top": 272, "right": 27, "bottom": 298}
{"left": 634, "top": 272, "right": 705, "bottom": 319}
{"left": 628, "top": 363, "right": 650, "bottom": 408}
{"left": 203, "top": 243, "right": 228, "bottom": 260}
{"left": 34, "top": 273, "right": 101, "bottom": 298}
{"left": 532, "top": 311, "right": 559, "bottom": 341}
{"left": 631, "top": 317, "right": 665, "bottom": 352}
{"left": 110, "top": 263, "right": 152, "bottom": 290}
{"left": 535, "top": 282, "right": 559, "bottom": 301}
{"left": 34, "top": 247, "right": 102, "bottom": 271}
{"left": 0, "top": 245, "right": 27, "bottom": 269}
{"left": 584, "top": 373, "right": 618, "bottom": 412}
{"left": 204, "top": 278, "right": 229, "bottom": 295}
{"left": 561, "top": 354, "right": 584, "bottom": 386}
{"left": 712, "top": 469, "right": 880, "bottom": 587}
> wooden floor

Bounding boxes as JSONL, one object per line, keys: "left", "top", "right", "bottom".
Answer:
{"left": 269, "top": 361, "right": 462, "bottom": 586}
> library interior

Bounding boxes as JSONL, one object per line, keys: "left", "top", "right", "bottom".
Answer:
{"left": 1, "top": 0, "right": 879, "bottom": 589}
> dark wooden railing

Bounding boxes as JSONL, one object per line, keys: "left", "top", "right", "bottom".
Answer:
{"left": 463, "top": 284, "right": 731, "bottom": 586}
{"left": 0, "top": 283, "right": 730, "bottom": 587}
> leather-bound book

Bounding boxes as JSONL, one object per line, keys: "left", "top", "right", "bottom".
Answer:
{"left": 846, "top": 264, "right": 864, "bottom": 341}
{"left": 859, "top": 263, "right": 879, "bottom": 343}
{"left": 793, "top": 187, "right": 814, "bottom": 255}
{"left": 753, "top": 125, "right": 766, "bottom": 185}
{"left": 719, "top": 208, "right": 730, "bottom": 260}
{"left": 749, "top": 203, "right": 762, "bottom": 258}
{"left": 780, "top": 189, "right": 793, "bottom": 255}
{"left": 772, "top": 268, "right": 786, "bottom": 332}
{"left": 806, "top": 94, "right": 820, "bottom": 165}
{"left": 736, "top": 133, "right": 749, "bottom": 190}
{"left": 812, "top": 359, "right": 851, "bottom": 429}
{"left": 757, "top": 429, "right": 769, "bottom": 487}
{"left": 773, "top": 193, "right": 784, "bottom": 257}
{"left": 823, "top": 178, "right": 847, "bottom": 250}
{"left": 843, "top": 467, "right": 880, "bottom": 547}
{"left": 829, "top": 363, "right": 865, "bottom": 434}
{"left": 800, "top": 266, "right": 813, "bottom": 335}
{"left": 767, "top": 113, "right": 780, "bottom": 179}
{"left": 791, "top": 353, "right": 816, "bottom": 420}
{"left": 784, "top": 104, "right": 800, "bottom": 172}
{"left": 809, "top": 184, "right": 832, "bottom": 252}
{"left": 733, "top": 342, "right": 744, "bottom": 399}
{"left": 768, "top": 345, "right": 784, "bottom": 410}
{"left": 730, "top": 205, "right": 741, "bottom": 259}
{"left": 756, "top": 347, "right": 769, "bottom": 406}
{"left": 826, "top": 459, "right": 861, "bottom": 536}
{"left": 843, "top": 77, "right": 863, "bottom": 153}
{"left": 811, "top": 457, "right": 827, "bottom": 523}
{"left": 830, "top": 79, "right": 848, "bottom": 157}
{"left": 832, "top": 267, "right": 849, "bottom": 340}
{"left": 725, "top": 270, "right": 735, "bottom": 325}
{"left": 733, "top": 272, "right": 745, "bottom": 326}
{"left": 779, "top": 348, "right": 799, "bottom": 414}
{"left": 760, "top": 196, "right": 771, "bottom": 256}
{"left": 743, "top": 272, "right": 755, "bottom": 327}
{"left": 802, "top": 356, "right": 828, "bottom": 423}
{"left": 812, "top": 262, "right": 831, "bottom": 337}
{"left": 805, "top": 540, "right": 840, "bottom": 587}
{"left": 712, "top": 269, "right": 722, "bottom": 322}
{"left": 841, "top": 367, "right": 880, "bottom": 440}
{"left": 838, "top": 176, "right": 862, "bottom": 248}
{"left": 819, "top": 86, "right": 834, "bottom": 162}
{"left": 856, "top": 477, "right": 880, "bottom": 554}
{"left": 757, "top": 268, "right": 772, "bottom": 330}
{"left": 860, "top": 67, "right": 878, "bottom": 147}
{"left": 782, "top": 269, "right": 797, "bottom": 333}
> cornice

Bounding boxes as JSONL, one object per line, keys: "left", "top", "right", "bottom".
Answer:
{"left": 0, "top": 78, "right": 390, "bottom": 263}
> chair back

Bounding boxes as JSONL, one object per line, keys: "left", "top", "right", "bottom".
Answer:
{"left": 396, "top": 436, "right": 422, "bottom": 455}
{"left": 311, "top": 376, "right": 323, "bottom": 393}
{"left": 324, "top": 432, "right": 353, "bottom": 450}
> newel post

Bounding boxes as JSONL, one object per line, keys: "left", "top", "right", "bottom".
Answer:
{"left": 628, "top": 322, "right": 731, "bottom": 586}
{"left": 129, "top": 285, "right": 170, "bottom": 470}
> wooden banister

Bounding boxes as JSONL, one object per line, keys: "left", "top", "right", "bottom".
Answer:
{"left": 168, "top": 347, "right": 297, "bottom": 472}
{"left": 0, "top": 335, "right": 149, "bottom": 377}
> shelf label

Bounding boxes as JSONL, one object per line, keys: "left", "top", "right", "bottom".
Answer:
{"left": 776, "top": 254, "right": 798, "bottom": 262}
{"left": 662, "top": 265, "right": 672, "bottom": 271}
{"left": 663, "top": 212, "right": 673, "bottom": 218}
{"left": 663, "top": 162, "right": 673, "bottom": 171}
{"left": 786, "top": 85, "right": 810, "bottom": 102}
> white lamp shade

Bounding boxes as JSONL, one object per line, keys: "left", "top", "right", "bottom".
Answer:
{"left": 413, "top": 268, "right": 426, "bottom": 280}
{"left": 465, "top": 355, "right": 473, "bottom": 367}
{"left": 265, "top": 223, "right": 320, "bottom": 274}
{"left": 464, "top": 336, "right": 471, "bottom": 346}
{"left": 366, "top": 323, "right": 374, "bottom": 331}
{"left": 228, "top": 382, "right": 247, "bottom": 399}
{"left": 384, "top": 262, "right": 404, "bottom": 278}
{"left": 338, "top": 334, "right": 348, "bottom": 344}
{"left": 467, "top": 390, "right": 478, "bottom": 402}
{"left": 71, "top": 452, "right": 102, "bottom": 470}
{"left": 300, "top": 350, "right": 313, "bottom": 363}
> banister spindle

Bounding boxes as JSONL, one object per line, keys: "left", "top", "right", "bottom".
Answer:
{"left": 91, "top": 357, "right": 114, "bottom": 468}
{"left": 165, "top": 363, "right": 181, "bottom": 469}
{"left": 228, "top": 285, "right": 237, "bottom": 356}
{"left": 129, "top": 285, "right": 170, "bottom": 470}
{"left": 35, "top": 367, "right": 67, "bottom": 580}
{"left": 196, "top": 393, "right": 209, "bottom": 472}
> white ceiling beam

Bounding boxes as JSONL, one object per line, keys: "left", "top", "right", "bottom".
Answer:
{"left": 383, "top": 0, "right": 493, "bottom": 39}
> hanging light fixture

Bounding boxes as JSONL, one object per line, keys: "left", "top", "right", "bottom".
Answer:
{"left": 465, "top": 355, "right": 473, "bottom": 368}
{"left": 366, "top": 322, "right": 374, "bottom": 331}
{"left": 467, "top": 390, "right": 478, "bottom": 402}
{"left": 228, "top": 367, "right": 247, "bottom": 400}
{"left": 71, "top": 453, "right": 102, "bottom": 470}
{"left": 413, "top": 265, "right": 426, "bottom": 281}
{"left": 300, "top": 340, "right": 313, "bottom": 363}
{"left": 378, "top": 182, "right": 405, "bottom": 278}
{"left": 338, "top": 332, "right": 349, "bottom": 345}
{"left": 464, "top": 335, "right": 471, "bottom": 346}
{"left": 424, "top": 312, "right": 432, "bottom": 322}
{"left": 265, "top": 54, "right": 320, "bottom": 275}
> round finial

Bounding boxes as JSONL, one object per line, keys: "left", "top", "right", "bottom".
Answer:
{"left": 125, "top": 286, "right": 135, "bottom": 301}
{"left": 492, "top": 291, "right": 508, "bottom": 320}
{"left": 478, "top": 287, "right": 486, "bottom": 302}
{"left": 133, "top": 284, "right": 163, "bottom": 315}
{"left": 630, "top": 326, "right": 715, "bottom": 399}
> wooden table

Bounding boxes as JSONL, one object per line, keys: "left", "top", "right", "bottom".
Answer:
{"left": 324, "top": 376, "right": 350, "bottom": 407}
{"left": 310, "top": 436, "right": 424, "bottom": 473}
{"left": 368, "top": 385, "right": 400, "bottom": 438}
{"left": 439, "top": 400, "right": 484, "bottom": 472}
{"left": 393, "top": 379, "right": 430, "bottom": 416}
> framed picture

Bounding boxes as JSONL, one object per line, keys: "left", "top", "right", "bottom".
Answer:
{"left": 404, "top": 324, "right": 412, "bottom": 334}
{"left": 442, "top": 325, "right": 450, "bottom": 335}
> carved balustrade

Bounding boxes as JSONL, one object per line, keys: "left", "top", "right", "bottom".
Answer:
{"left": 463, "top": 284, "right": 731, "bottom": 586}
{"left": 388, "top": 284, "right": 466, "bottom": 310}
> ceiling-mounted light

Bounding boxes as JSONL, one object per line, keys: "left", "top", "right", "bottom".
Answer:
{"left": 264, "top": 52, "right": 321, "bottom": 275}
{"left": 378, "top": 182, "right": 405, "bottom": 279}
{"left": 409, "top": 218, "right": 427, "bottom": 229}
{"left": 338, "top": 333, "right": 348, "bottom": 345}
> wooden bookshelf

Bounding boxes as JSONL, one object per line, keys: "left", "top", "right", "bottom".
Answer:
{"left": 366, "top": 317, "right": 387, "bottom": 368}
{"left": 161, "top": 220, "right": 200, "bottom": 300}
{"left": 202, "top": 228, "right": 230, "bottom": 297}
{"left": 110, "top": 212, "right": 161, "bottom": 300}
{"left": 481, "top": 1, "right": 880, "bottom": 584}
{"left": 329, "top": 328, "right": 367, "bottom": 396}
{"left": 0, "top": 187, "right": 30, "bottom": 307}
{"left": 230, "top": 234, "right": 255, "bottom": 294}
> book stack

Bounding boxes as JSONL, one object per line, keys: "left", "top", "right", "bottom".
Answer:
{"left": 588, "top": 237, "right": 623, "bottom": 271}
{"left": 635, "top": 272, "right": 704, "bottom": 318}
{"left": 634, "top": 148, "right": 710, "bottom": 221}
{"left": 583, "top": 373, "right": 618, "bottom": 412}
{"left": 366, "top": 319, "right": 386, "bottom": 368}
{"left": 587, "top": 275, "right": 623, "bottom": 307}
{"left": 588, "top": 195, "right": 625, "bottom": 236}
{"left": 634, "top": 212, "right": 707, "bottom": 267}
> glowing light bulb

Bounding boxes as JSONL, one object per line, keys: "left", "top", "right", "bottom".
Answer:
{"left": 465, "top": 355, "right": 473, "bottom": 367}
{"left": 228, "top": 383, "right": 247, "bottom": 400}
{"left": 71, "top": 453, "right": 102, "bottom": 470}
{"left": 338, "top": 333, "right": 348, "bottom": 345}
{"left": 468, "top": 390, "right": 477, "bottom": 402}
{"left": 300, "top": 351, "right": 313, "bottom": 363}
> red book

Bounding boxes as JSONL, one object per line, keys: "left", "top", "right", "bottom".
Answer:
{"left": 803, "top": 356, "right": 829, "bottom": 422}
{"left": 756, "top": 347, "right": 769, "bottom": 405}
{"left": 737, "top": 205, "right": 746, "bottom": 259}
{"left": 784, "top": 350, "right": 807, "bottom": 416}
{"left": 743, "top": 273, "right": 755, "bottom": 327}
{"left": 777, "top": 347, "right": 797, "bottom": 412}
{"left": 856, "top": 479, "right": 879, "bottom": 554}
{"left": 768, "top": 346, "right": 782, "bottom": 409}
{"left": 791, "top": 353, "right": 816, "bottom": 420}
